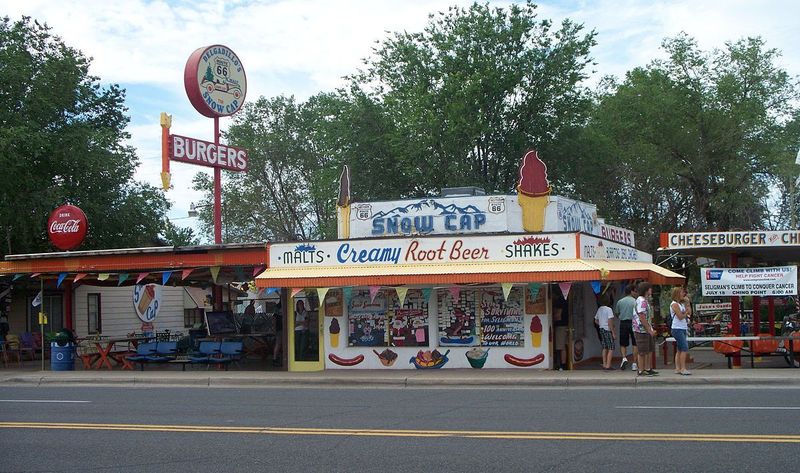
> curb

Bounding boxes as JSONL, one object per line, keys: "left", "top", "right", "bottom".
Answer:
{"left": 3, "top": 375, "right": 799, "bottom": 388}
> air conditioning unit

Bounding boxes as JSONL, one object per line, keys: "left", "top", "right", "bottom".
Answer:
{"left": 440, "top": 187, "right": 486, "bottom": 197}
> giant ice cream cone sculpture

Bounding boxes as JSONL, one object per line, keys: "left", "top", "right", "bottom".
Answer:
{"left": 530, "top": 315, "right": 543, "bottom": 348}
{"left": 516, "top": 150, "right": 551, "bottom": 232}
{"left": 329, "top": 318, "right": 340, "bottom": 347}
{"left": 337, "top": 165, "right": 351, "bottom": 239}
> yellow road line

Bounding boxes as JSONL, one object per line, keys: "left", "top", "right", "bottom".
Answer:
{"left": 1, "top": 422, "right": 799, "bottom": 443}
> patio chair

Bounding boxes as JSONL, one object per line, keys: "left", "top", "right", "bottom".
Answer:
{"left": 144, "top": 341, "right": 178, "bottom": 363}
{"left": 2, "top": 337, "right": 22, "bottom": 367}
{"left": 126, "top": 342, "right": 157, "bottom": 370}
{"left": 7, "top": 334, "right": 35, "bottom": 362}
{"left": 189, "top": 341, "right": 222, "bottom": 364}
{"left": 210, "top": 341, "right": 244, "bottom": 370}
{"left": 20, "top": 333, "right": 39, "bottom": 360}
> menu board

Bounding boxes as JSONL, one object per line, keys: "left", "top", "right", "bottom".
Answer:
{"left": 479, "top": 288, "right": 524, "bottom": 347}
{"left": 324, "top": 289, "right": 343, "bottom": 317}
{"left": 524, "top": 285, "right": 547, "bottom": 314}
{"left": 437, "top": 289, "right": 478, "bottom": 346}
{"left": 348, "top": 289, "right": 388, "bottom": 347}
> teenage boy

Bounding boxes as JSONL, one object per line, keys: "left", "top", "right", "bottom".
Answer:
{"left": 614, "top": 284, "right": 638, "bottom": 371}
{"left": 633, "top": 281, "right": 658, "bottom": 376}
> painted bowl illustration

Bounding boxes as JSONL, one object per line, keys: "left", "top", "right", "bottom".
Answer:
{"left": 465, "top": 347, "right": 489, "bottom": 369}
{"left": 410, "top": 349, "right": 450, "bottom": 369}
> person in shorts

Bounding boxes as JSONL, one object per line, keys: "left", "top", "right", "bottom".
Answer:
{"left": 670, "top": 286, "right": 692, "bottom": 375}
{"left": 594, "top": 295, "right": 615, "bottom": 370}
{"left": 614, "top": 284, "right": 638, "bottom": 371}
{"left": 633, "top": 281, "right": 658, "bottom": 376}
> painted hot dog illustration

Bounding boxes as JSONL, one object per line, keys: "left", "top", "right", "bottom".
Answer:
{"left": 504, "top": 353, "right": 545, "bottom": 367}
{"left": 328, "top": 353, "right": 365, "bottom": 366}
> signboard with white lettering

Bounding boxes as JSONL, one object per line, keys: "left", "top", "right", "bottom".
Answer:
{"left": 661, "top": 231, "right": 800, "bottom": 250}
{"left": 695, "top": 302, "right": 732, "bottom": 312}
{"left": 547, "top": 196, "right": 598, "bottom": 235}
{"left": 700, "top": 266, "right": 798, "bottom": 297}
{"left": 580, "top": 235, "right": 651, "bottom": 262}
{"left": 169, "top": 134, "right": 248, "bottom": 171}
{"left": 269, "top": 233, "right": 577, "bottom": 269}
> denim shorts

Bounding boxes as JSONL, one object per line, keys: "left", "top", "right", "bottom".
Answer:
{"left": 672, "top": 329, "right": 688, "bottom": 352}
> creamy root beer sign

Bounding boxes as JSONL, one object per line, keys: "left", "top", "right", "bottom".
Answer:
{"left": 270, "top": 233, "right": 577, "bottom": 268}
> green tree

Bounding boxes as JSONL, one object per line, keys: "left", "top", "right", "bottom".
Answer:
{"left": 204, "top": 65, "right": 214, "bottom": 83}
{"left": 0, "top": 17, "right": 171, "bottom": 255}
{"left": 352, "top": 1, "right": 596, "bottom": 194}
{"left": 563, "top": 34, "right": 799, "bottom": 251}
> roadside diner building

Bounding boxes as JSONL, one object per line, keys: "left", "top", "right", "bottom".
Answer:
{"left": 256, "top": 151, "right": 684, "bottom": 372}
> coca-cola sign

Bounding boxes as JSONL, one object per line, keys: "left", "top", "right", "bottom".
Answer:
{"left": 47, "top": 204, "right": 88, "bottom": 250}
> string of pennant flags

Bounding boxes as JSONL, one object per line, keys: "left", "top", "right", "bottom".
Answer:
{"left": 11, "top": 265, "right": 267, "bottom": 288}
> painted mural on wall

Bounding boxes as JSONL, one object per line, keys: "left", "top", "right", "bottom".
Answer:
{"left": 133, "top": 284, "right": 162, "bottom": 322}
{"left": 437, "top": 289, "right": 477, "bottom": 346}
{"left": 348, "top": 289, "right": 388, "bottom": 347}
{"left": 324, "top": 289, "right": 343, "bottom": 317}
{"left": 479, "top": 288, "right": 524, "bottom": 347}
{"left": 524, "top": 285, "right": 548, "bottom": 314}
{"left": 388, "top": 289, "right": 430, "bottom": 347}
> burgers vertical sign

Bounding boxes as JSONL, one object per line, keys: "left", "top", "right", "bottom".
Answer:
{"left": 47, "top": 204, "right": 88, "bottom": 251}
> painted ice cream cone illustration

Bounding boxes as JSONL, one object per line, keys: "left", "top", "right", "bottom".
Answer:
{"left": 337, "top": 165, "right": 352, "bottom": 239}
{"left": 530, "top": 315, "right": 543, "bottom": 348}
{"left": 329, "top": 318, "right": 340, "bottom": 347}
{"left": 516, "top": 150, "right": 551, "bottom": 232}
{"left": 137, "top": 285, "right": 155, "bottom": 313}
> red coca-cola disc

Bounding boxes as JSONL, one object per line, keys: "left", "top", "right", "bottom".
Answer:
{"left": 47, "top": 204, "right": 88, "bottom": 250}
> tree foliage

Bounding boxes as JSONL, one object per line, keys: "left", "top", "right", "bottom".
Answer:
{"left": 353, "top": 1, "right": 596, "bottom": 194}
{"left": 561, "top": 34, "right": 799, "bottom": 251}
{"left": 0, "top": 17, "right": 171, "bottom": 255}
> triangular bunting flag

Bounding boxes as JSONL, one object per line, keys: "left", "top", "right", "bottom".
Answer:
{"left": 591, "top": 281, "right": 601, "bottom": 295}
{"left": 448, "top": 286, "right": 460, "bottom": 301}
{"left": 602, "top": 282, "right": 611, "bottom": 295}
{"left": 74, "top": 273, "right": 88, "bottom": 284}
{"left": 501, "top": 283, "right": 513, "bottom": 301}
{"left": 252, "top": 265, "right": 266, "bottom": 277}
{"left": 30, "top": 273, "right": 41, "bottom": 279}
{"left": 135, "top": 272, "right": 148, "bottom": 284}
{"left": 395, "top": 287, "right": 408, "bottom": 306}
{"left": 98, "top": 273, "right": 110, "bottom": 281}
{"left": 369, "top": 285, "right": 381, "bottom": 303}
{"left": 162, "top": 271, "right": 173, "bottom": 285}
{"left": 12, "top": 274, "right": 22, "bottom": 281}
{"left": 181, "top": 268, "right": 194, "bottom": 280}
{"left": 528, "top": 283, "right": 542, "bottom": 301}
{"left": 342, "top": 287, "right": 353, "bottom": 306}
{"left": 290, "top": 288, "right": 303, "bottom": 298}
{"left": 210, "top": 266, "right": 220, "bottom": 283}
{"left": 56, "top": 273, "right": 67, "bottom": 288}
{"left": 317, "top": 287, "right": 330, "bottom": 304}
{"left": 421, "top": 287, "right": 433, "bottom": 302}
{"left": 558, "top": 282, "right": 572, "bottom": 299}
{"left": 117, "top": 273, "right": 129, "bottom": 286}
{"left": 266, "top": 287, "right": 279, "bottom": 295}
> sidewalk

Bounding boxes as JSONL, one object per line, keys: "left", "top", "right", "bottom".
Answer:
{"left": 2, "top": 366, "right": 800, "bottom": 388}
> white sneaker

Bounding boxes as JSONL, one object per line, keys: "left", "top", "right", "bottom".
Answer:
{"left": 631, "top": 362, "right": 638, "bottom": 371}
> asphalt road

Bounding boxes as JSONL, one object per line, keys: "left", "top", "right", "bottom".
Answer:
{"left": 1, "top": 384, "right": 798, "bottom": 472}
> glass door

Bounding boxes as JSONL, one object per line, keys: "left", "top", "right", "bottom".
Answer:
{"left": 288, "top": 292, "right": 324, "bottom": 372}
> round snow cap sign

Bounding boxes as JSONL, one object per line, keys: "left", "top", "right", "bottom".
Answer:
{"left": 47, "top": 204, "right": 88, "bottom": 250}
{"left": 184, "top": 44, "right": 247, "bottom": 118}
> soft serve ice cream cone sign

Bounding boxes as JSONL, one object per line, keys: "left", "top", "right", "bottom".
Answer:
{"left": 133, "top": 284, "right": 162, "bottom": 322}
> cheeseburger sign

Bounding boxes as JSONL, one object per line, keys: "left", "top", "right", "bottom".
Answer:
{"left": 47, "top": 204, "right": 88, "bottom": 250}
{"left": 184, "top": 44, "right": 247, "bottom": 117}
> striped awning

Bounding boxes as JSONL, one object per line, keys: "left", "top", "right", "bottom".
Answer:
{"left": 255, "top": 258, "right": 684, "bottom": 288}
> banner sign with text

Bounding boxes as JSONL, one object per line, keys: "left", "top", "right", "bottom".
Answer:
{"left": 661, "top": 231, "right": 800, "bottom": 250}
{"left": 169, "top": 134, "right": 248, "bottom": 172}
{"left": 269, "top": 233, "right": 578, "bottom": 269}
{"left": 701, "top": 266, "right": 798, "bottom": 297}
{"left": 579, "top": 235, "right": 652, "bottom": 262}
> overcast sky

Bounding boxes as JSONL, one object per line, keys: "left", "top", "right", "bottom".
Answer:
{"left": 3, "top": 0, "right": 798, "bottom": 238}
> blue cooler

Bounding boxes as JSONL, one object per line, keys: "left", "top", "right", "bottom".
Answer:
{"left": 50, "top": 342, "right": 76, "bottom": 371}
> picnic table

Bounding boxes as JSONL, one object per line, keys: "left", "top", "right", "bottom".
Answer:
{"left": 78, "top": 336, "right": 150, "bottom": 370}
{"left": 666, "top": 335, "right": 800, "bottom": 368}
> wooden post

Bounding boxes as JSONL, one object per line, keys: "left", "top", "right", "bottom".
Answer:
{"left": 730, "top": 253, "right": 741, "bottom": 367}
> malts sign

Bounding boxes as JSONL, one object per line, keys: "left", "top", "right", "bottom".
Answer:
{"left": 47, "top": 204, "right": 88, "bottom": 250}
{"left": 169, "top": 134, "right": 248, "bottom": 171}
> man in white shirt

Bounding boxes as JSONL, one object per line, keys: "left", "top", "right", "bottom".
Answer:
{"left": 594, "top": 296, "right": 615, "bottom": 371}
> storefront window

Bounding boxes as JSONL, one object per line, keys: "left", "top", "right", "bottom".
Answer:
{"left": 437, "top": 289, "right": 478, "bottom": 346}
{"left": 348, "top": 289, "right": 388, "bottom": 347}
{"left": 87, "top": 293, "right": 101, "bottom": 334}
{"left": 389, "top": 290, "right": 430, "bottom": 347}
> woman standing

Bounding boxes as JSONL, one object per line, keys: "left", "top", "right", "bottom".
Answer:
{"left": 670, "top": 287, "right": 692, "bottom": 375}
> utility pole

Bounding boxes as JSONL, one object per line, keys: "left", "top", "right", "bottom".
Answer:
{"left": 794, "top": 148, "right": 800, "bottom": 229}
